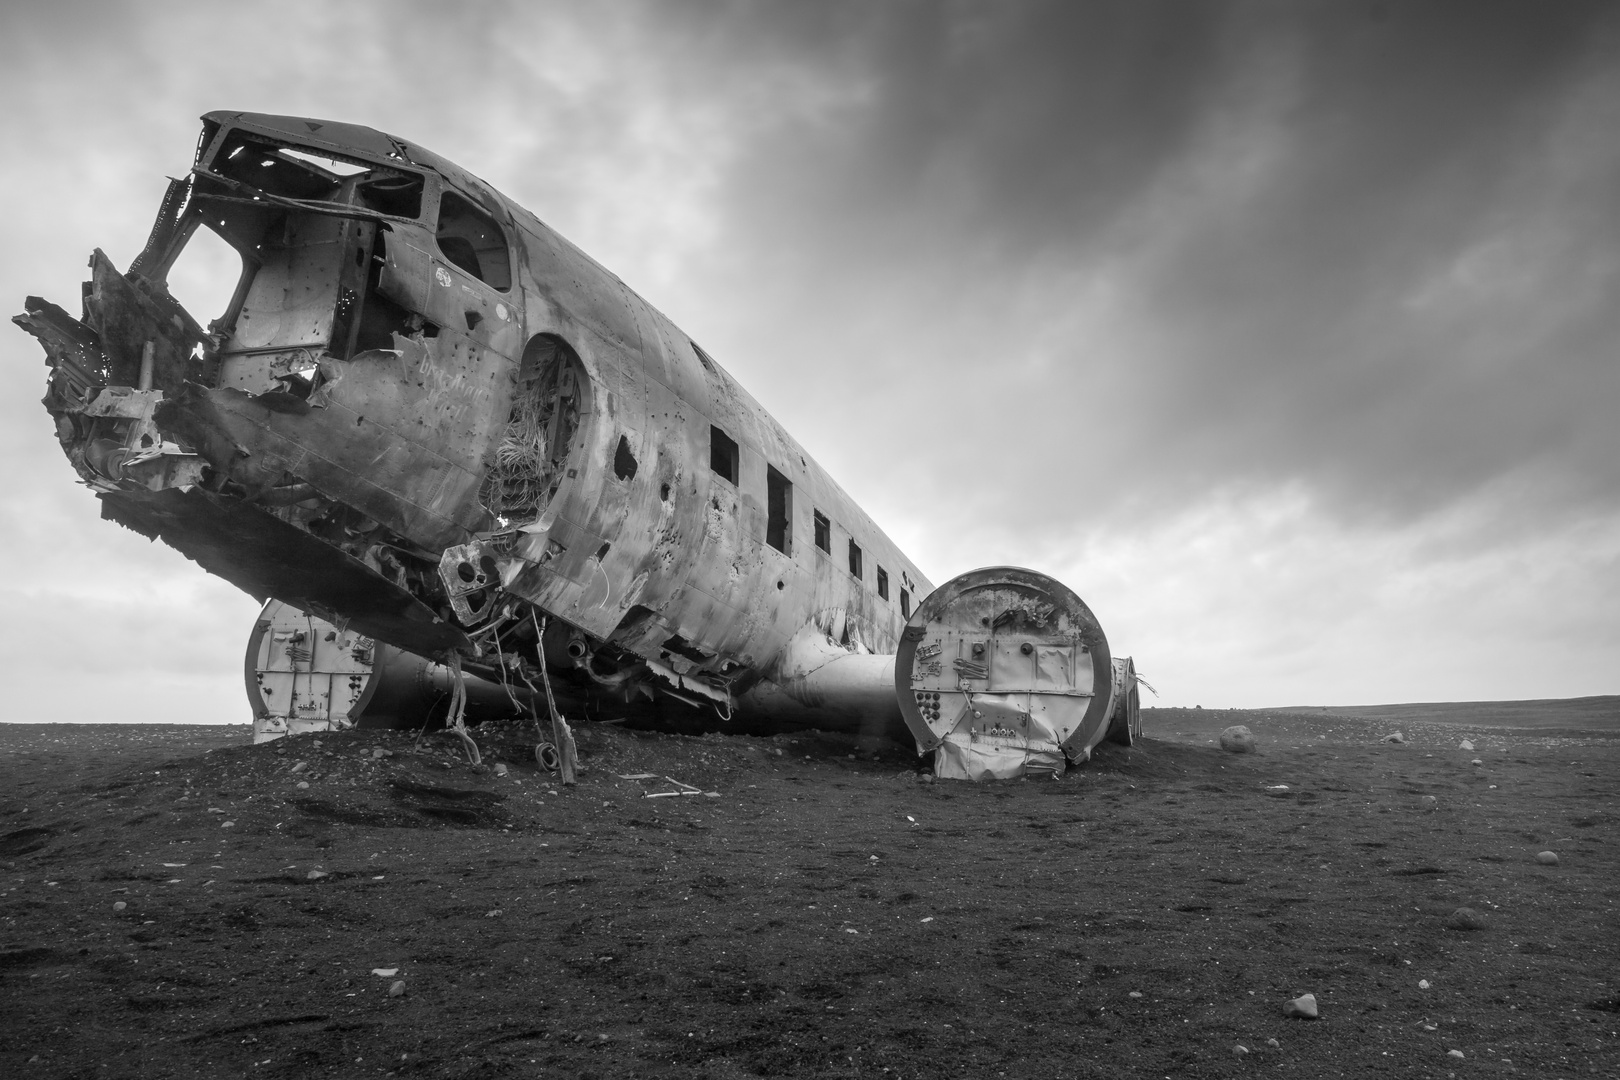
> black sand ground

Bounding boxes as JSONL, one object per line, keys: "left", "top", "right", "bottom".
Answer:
{"left": 1, "top": 706, "right": 1616, "bottom": 1079}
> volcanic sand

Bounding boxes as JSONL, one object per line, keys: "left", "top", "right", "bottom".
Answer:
{"left": 1, "top": 707, "right": 1617, "bottom": 1078}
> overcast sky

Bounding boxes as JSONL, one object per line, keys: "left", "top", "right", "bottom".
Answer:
{"left": 2, "top": 0, "right": 1616, "bottom": 721}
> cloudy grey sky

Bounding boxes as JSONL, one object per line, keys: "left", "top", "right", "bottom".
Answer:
{"left": 2, "top": 0, "right": 1615, "bottom": 721}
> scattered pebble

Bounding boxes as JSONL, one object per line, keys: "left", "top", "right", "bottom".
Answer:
{"left": 112, "top": 901, "right": 126, "bottom": 913}
{"left": 1418, "top": 979, "right": 1430, "bottom": 989}
{"left": 1381, "top": 732, "right": 1406, "bottom": 744}
{"left": 1233, "top": 1044, "right": 1250, "bottom": 1055}
{"left": 1283, "top": 993, "right": 1318, "bottom": 1018}
{"left": 296, "top": 781, "right": 309, "bottom": 790}
{"left": 1535, "top": 850, "right": 1559, "bottom": 866}
{"left": 1266, "top": 1038, "right": 1280, "bottom": 1048}
{"left": 1448, "top": 907, "right": 1487, "bottom": 931}
{"left": 493, "top": 763, "right": 508, "bottom": 777}
{"left": 221, "top": 821, "right": 236, "bottom": 828}
{"left": 1219, "top": 726, "right": 1256, "bottom": 753}
{"left": 290, "top": 761, "right": 308, "bottom": 774}
{"left": 1459, "top": 740, "right": 1474, "bottom": 751}
{"left": 1128, "top": 991, "right": 1143, "bottom": 999}
{"left": 389, "top": 980, "right": 406, "bottom": 998}
{"left": 306, "top": 870, "right": 329, "bottom": 881}
{"left": 371, "top": 968, "right": 398, "bottom": 977}
{"left": 1448, "top": 1049, "right": 1465, "bottom": 1059}
{"left": 1471, "top": 758, "right": 1483, "bottom": 766}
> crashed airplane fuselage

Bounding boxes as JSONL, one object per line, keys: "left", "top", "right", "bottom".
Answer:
{"left": 16, "top": 112, "right": 1139, "bottom": 779}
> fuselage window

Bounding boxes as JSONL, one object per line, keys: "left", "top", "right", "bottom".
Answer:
{"left": 848, "top": 539, "right": 863, "bottom": 581}
{"left": 710, "top": 425, "right": 739, "bottom": 485}
{"left": 814, "top": 511, "right": 831, "bottom": 553}
{"left": 900, "top": 588, "right": 911, "bottom": 619}
{"left": 436, "top": 190, "right": 511, "bottom": 291}
{"left": 876, "top": 567, "right": 889, "bottom": 601}
{"left": 766, "top": 466, "right": 792, "bottom": 554}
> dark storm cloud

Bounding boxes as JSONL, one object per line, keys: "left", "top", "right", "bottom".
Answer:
{"left": 648, "top": 0, "right": 1620, "bottom": 535}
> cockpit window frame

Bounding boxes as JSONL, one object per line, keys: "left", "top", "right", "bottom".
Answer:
{"left": 431, "top": 187, "right": 513, "bottom": 293}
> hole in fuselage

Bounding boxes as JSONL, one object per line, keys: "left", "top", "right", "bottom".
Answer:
{"left": 614, "top": 436, "right": 638, "bottom": 481}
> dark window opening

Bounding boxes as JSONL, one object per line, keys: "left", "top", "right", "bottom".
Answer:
{"left": 900, "top": 588, "right": 911, "bottom": 619}
{"left": 877, "top": 567, "right": 889, "bottom": 601}
{"left": 691, "top": 342, "right": 716, "bottom": 372}
{"left": 848, "top": 539, "right": 863, "bottom": 580}
{"left": 766, "top": 466, "right": 792, "bottom": 554}
{"left": 709, "top": 426, "right": 739, "bottom": 485}
{"left": 614, "top": 435, "right": 638, "bottom": 481}
{"left": 814, "top": 511, "right": 830, "bottom": 553}
{"left": 436, "top": 191, "right": 511, "bottom": 290}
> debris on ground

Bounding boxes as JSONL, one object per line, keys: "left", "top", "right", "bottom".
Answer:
{"left": 1284, "top": 993, "right": 1319, "bottom": 1018}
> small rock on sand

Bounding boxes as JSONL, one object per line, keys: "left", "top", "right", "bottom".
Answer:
{"left": 112, "top": 901, "right": 126, "bottom": 912}
{"left": 1219, "top": 726, "right": 1256, "bottom": 753}
{"left": 389, "top": 980, "right": 406, "bottom": 998}
{"left": 1448, "top": 1049, "right": 1465, "bottom": 1059}
{"left": 1459, "top": 739, "right": 1474, "bottom": 751}
{"left": 1382, "top": 732, "right": 1406, "bottom": 744}
{"left": 1471, "top": 758, "right": 1483, "bottom": 766}
{"left": 1283, "top": 993, "right": 1318, "bottom": 1018}
{"left": 1536, "top": 850, "right": 1560, "bottom": 866}
{"left": 493, "top": 763, "right": 508, "bottom": 777}
{"left": 1448, "top": 907, "right": 1487, "bottom": 931}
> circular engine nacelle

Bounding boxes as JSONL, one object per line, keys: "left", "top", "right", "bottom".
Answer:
{"left": 245, "top": 599, "right": 530, "bottom": 742}
{"left": 895, "top": 567, "right": 1113, "bottom": 779}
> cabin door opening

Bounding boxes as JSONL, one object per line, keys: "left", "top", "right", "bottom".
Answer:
{"left": 481, "top": 334, "right": 590, "bottom": 527}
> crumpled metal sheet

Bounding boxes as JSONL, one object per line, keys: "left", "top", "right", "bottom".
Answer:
{"left": 931, "top": 690, "right": 1072, "bottom": 780}
{"left": 934, "top": 738, "right": 1067, "bottom": 781}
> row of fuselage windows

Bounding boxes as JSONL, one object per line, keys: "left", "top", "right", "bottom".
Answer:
{"left": 710, "top": 424, "right": 910, "bottom": 617}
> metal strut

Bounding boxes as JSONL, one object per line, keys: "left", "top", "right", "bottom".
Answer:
{"left": 531, "top": 611, "right": 578, "bottom": 785}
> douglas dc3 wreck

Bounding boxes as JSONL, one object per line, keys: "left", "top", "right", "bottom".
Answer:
{"left": 15, "top": 112, "right": 1140, "bottom": 780}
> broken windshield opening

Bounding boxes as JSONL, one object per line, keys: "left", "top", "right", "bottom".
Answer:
{"left": 163, "top": 221, "right": 245, "bottom": 334}
{"left": 206, "top": 131, "right": 424, "bottom": 218}
{"left": 279, "top": 147, "right": 369, "bottom": 177}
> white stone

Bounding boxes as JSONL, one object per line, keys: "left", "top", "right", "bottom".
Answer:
{"left": 1219, "top": 726, "right": 1257, "bottom": 753}
{"left": 389, "top": 980, "right": 406, "bottom": 998}
{"left": 1382, "top": 732, "right": 1406, "bottom": 744}
{"left": 1459, "top": 740, "right": 1474, "bottom": 751}
{"left": 1535, "top": 850, "right": 1559, "bottom": 866}
{"left": 112, "top": 901, "right": 127, "bottom": 912}
{"left": 1448, "top": 1049, "right": 1464, "bottom": 1059}
{"left": 1283, "top": 993, "right": 1318, "bottom": 1018}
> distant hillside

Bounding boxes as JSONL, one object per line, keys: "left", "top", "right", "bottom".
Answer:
{"left": 1274, "top": 695, "right": 1620, "bottom": 729}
